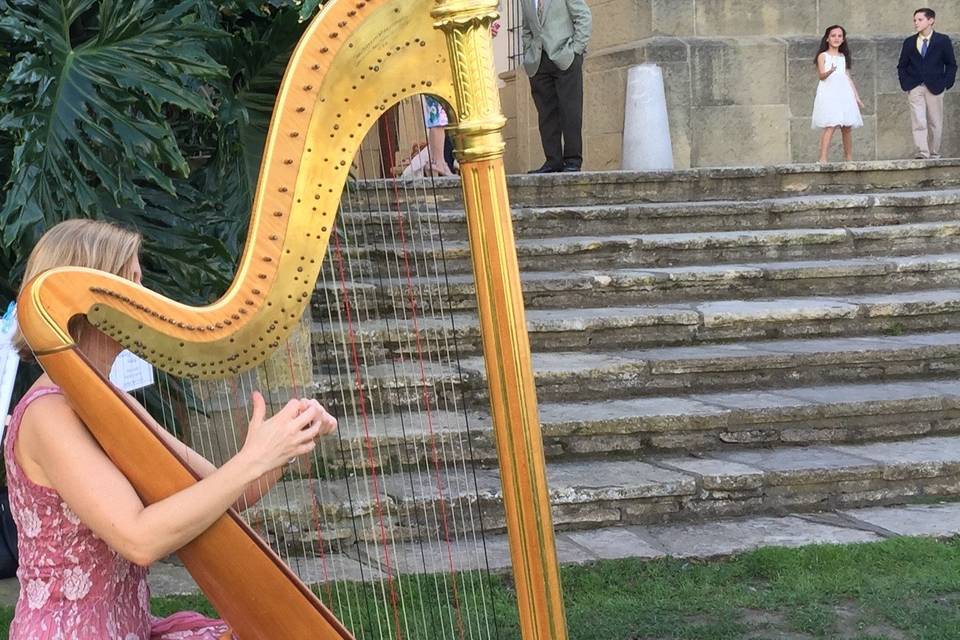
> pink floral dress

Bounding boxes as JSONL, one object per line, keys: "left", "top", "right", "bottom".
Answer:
{"left": 5, "top": 387, "right": 233, "bottom": 639}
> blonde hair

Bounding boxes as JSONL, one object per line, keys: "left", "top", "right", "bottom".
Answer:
{"left": 13, "top": 219, "right": 142, "bottom": 361}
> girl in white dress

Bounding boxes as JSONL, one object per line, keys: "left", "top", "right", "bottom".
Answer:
{"left": 812, "top": 25, "right": 865, "bottom": 162}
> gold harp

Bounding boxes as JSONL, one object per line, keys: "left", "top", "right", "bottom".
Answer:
{"left": 17, "top": 0, "right": 566, "bottom": 637}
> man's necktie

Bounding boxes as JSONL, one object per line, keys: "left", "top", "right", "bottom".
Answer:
{"left": 537, "top": 0, "right": 544, "bottom": 22}
{"left": 921, "top": 38, "right": 929, "bottom": 58}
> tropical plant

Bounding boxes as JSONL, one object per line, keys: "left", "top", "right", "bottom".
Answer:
{"left": 0, "top": 0, "right": 323, "bottom": 306}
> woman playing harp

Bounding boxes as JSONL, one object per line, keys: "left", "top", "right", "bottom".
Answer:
{"left": 5, "top": 219, "right": 338, "bottom": 639}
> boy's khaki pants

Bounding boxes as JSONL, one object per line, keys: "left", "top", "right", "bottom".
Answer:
{"left": 908, "top": 84, "right": 944, "bottom": 158}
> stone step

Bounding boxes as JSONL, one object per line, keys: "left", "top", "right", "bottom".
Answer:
{"left": 342, "top": 188, "right": 960, "bottom": 241}
{"left": 359, "top": 221, "right": 960, "bottom": 273}
{"left": 310, "top": 379, "right": 960, "bottom": 472}
{"left": 312, "top": 252, "right": 960, "bottom": 313}
{"left": 143, "top": 503, "right": 960, "bottom": 596}
{"left": 311, "top": 289, "right": 960, "bottom": 357}
{"left": 352, "top": 159, "right": 960, "bottom": 207}
{"left": 309, "top": 330, "right": 960, "bottom": 411}
{"left": 254, "top": 433, "right": 960, "bottom": 549}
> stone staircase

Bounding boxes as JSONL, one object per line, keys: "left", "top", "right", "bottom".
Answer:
{"left": 270, "top": 159, "right": 960, "bottom": 556}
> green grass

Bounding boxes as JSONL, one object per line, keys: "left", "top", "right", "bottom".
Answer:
{"left": 4, "top": 537, "right": 960, "bottom": 639}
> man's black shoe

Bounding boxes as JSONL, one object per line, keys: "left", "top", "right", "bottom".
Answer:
{"left": 528, "top": 164, "right": 562, "bottom": 174}
{"left": 561, "top": 164, "right": 581, "bottom": 172}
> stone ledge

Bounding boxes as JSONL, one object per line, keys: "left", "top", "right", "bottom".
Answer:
{"left": 313, "top": 252, "right": 960, "bottom": 313}
{"left": 343, "top": 188, "right": 960, "bottom": 240}
{"left": 247, "top": 435, "right": 960, "bottom": 550}
{"left": 314, "top": 288, "right": 960, "bottom": 355}
{"left": 356, "top": 159, "right": 960, "bottom": 207}
{"left": 365, "top": 221, "right": 960, "bottom": 272}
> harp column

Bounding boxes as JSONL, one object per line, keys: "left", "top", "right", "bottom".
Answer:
{"left": 432, "top": 2, "right": 569, "bottom": 640}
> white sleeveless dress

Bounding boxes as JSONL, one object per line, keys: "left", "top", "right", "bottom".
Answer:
{"left": 811, "top": 53, "right": 864, "bottom": 129}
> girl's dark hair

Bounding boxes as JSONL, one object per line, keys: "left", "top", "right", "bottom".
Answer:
{"left": 814, "top": 25, "right": 853, "bottom": 69}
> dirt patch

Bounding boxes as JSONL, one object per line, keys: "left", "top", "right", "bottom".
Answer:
{"left": 832, "top": 601, "right": 907, "bottom": 640}
{"left": 741, "top": 608, "right": 787, "bottom": 626}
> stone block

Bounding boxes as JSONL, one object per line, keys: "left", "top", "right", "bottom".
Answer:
{"left": 585, "top": 67, "right": 628, "bottom": 135}
{"left": 583, "top": 131, "right": 623, "bottom": 170}
{"left": 876, "top": 92, "right": 915, "bottom": 159}
{"left": 642, "top": 37, "right": 692, "bottom": 65}
{"left": 641, "top": 516, "right": 879, "bottom": 559}
{"left": 560, "top": 527, "right": 666, "bottom": 560}
{"left": 650, "top": 0, "right": 696, "bottom": 37}
{"left": 788, "top": 57, "right": 818, "bottom": 117}
{"left": 690, "top": 104, "right": 791, "bottom": 167}
{"left": 848, "top": 38, "right": 878, "bottom": 114}
{"left": 843, "top": 503, "right": 960, "bottom": 538}
{"left": 694, "top": 0, "right": 816, "bottom": 36}
{"left": 786, "top": 36, "right": 818, "bottom": 60}
{"left": 876, "top": 37, "right": 907, "bottom": 94}
{"left": 588, "top": 0, "right": 653, "bottom": 51}
{"left": 657, "top": 457, "right": 765, "bottom": 490}
{"left": 691, "top": 40, "right": 788, "bottom": 106}
{"left": 586, "top": 43, "right": 648, "bottom": 74}
{"left": 816, "top": 1, "right": 960, "bottom": 35}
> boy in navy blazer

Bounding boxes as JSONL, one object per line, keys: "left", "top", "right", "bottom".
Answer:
{"left": 897, "top": 7, "right": 958, "bottom": 158}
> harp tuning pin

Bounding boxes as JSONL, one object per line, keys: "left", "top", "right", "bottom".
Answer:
{"left": 320, "top": 47, "right": 329, "bottom": 53}
{"left": 338, "top": 21, "right": 347, "bottom": 27}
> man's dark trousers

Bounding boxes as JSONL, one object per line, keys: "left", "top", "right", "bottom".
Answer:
{"left": 529, "top": 53, "right": 584, "bottom": 170}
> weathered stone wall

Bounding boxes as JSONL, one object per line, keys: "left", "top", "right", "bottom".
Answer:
{"left": 502, "top": 1, "right": 960, "bottom": 171}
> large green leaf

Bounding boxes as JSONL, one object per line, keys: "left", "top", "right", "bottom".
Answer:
{"left": 0, "top": 0, "right": 227, "bottom": 248}
{"left": 190, "top": 3, "right": 311, "bottom": 257}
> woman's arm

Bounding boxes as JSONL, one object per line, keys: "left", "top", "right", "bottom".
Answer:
{"left": 18, "top": 392, "right": 332, "bottom": 566}
{"left": 817, "top": 53, "right": 836, "bottom": 81}
{"left": 136, "top": 397, "right": 287, "bottom": 511}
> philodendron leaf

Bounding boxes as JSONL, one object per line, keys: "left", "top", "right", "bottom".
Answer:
{"left": 0, "top": 0, "right": 227, "bottom": 249}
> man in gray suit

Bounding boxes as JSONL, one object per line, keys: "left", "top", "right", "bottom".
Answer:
{"left": 521, "top": 0, "right": 592, "bottom": 172}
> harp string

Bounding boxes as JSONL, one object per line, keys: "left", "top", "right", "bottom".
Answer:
{"left": 325, "top": 211, "right": 403, "bottom": 637}
{"left": 347, "top": 143, "right": 443, "bottom": 637}
{"left": 387, "top": 100, "right": 470, "bottom": 639}
{"left": 410, "top": 102, "right": 498, "bottom": 640}
{"left": 318, "top": 257, "right": 383, "bottom": 634}
{"left": 342, "top": 160, "right": 426, "bottom": 629}
{"left": 378, "top": 96, "right": 494, "bottom": 639}
{"left": 142, "top": 92, "right": 502, "bottom": 638}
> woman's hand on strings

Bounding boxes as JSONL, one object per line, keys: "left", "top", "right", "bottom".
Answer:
{"left": 240, "top": 392, "right": 337, "bottom": 475}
